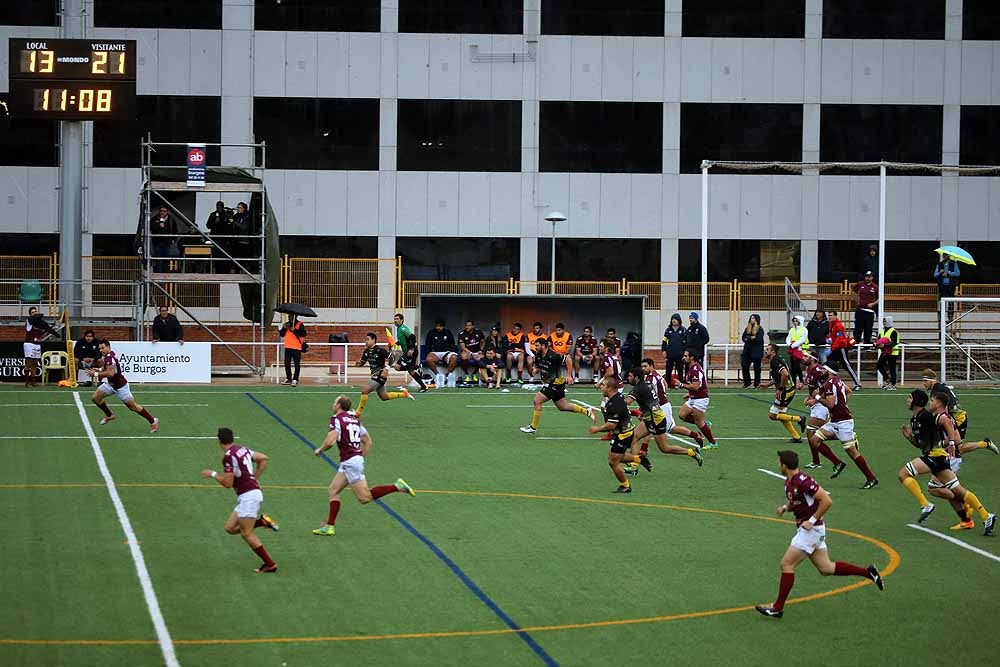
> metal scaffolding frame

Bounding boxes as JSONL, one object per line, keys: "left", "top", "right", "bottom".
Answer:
{"left": 140, "top": 137, "right": 269, "bottom": 376}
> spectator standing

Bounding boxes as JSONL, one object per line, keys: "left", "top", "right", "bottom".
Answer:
{"left": 862, "top": 244, "right": 878, "bottom": 277}
{"left": 740, "top": 314, "right": 764, "bottom": 388}
{"left": 876, "top": 316, "right": 899, "bottom": 390}
{"left": 806, "top": 309, "right": 830, "bottom": 364}
{"left": 152, "top": 306, "right": 184, "bottom": 344}
{"left": 149, "top": 206, "right": 179, "bottom": 272}
{"left": 23, "top": 306, "right": 60, "bottom": 387}
{"left": 853, "top": 271, "right": 879, "bottom": 345}
{"left": 232, "top": 202, "right": 255, "bottom": 272}
{"left": 785, "top": 314, "right": 809, "bottom": 388}
{"left": 661, "top": 313, "right": 686, "bottom": 383}
{"left": 934, "top": 253, "right": 961, "bottom": 321}
{"left": 206, "top": 201, "right": 234, "bottom": 273}
{"left": 826, "top": 312, "right": 861, "bottom": 390}
{"left": 74, "top": 329, "right": 100, "bottom": 386}
{"left": 685, "top": 312, "right": 710, "bottom": 363}
{"left": 279, "top": 314, "right": 306, "bottom": 386}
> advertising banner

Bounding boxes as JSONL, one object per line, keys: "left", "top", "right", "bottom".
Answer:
{"left": 112, "top": 341, "right": 211, "bottom": 383}
{"left": 186, "top": 143, "right": 206, "bottom": 187}
{"left": 0, "top": 341, "right": 64, "bottom": 382}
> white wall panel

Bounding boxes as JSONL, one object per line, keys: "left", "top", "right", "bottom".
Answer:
{"left": 282, "top": 171, "right": 317, "bottom": 234}
{"left": 664, "top": 37, "right": 682, "bottom": 102}
{"left": 189, "top": 30, "right": 222, "bottom": 95}
{"left": 222, "top": 30, "right": 253, "bottom": 96}
{"left": 253, "top": 32, "right": 286, "bottom": 97}
{"left": 317, "top": 33, "right": 350, "bottom": 97}
{"left": 820, "top": 39, "right": 852, "bottom": 103}
{"left": 957, "top": 178, "right": 990, "bottom": 241}
{"left": 396, "top": 34, "right": 429, "bottom": 99}
{"left": 770, "top": 175, "right": 802, "bottom": 239}
{"left": 601, "top": 37, "right": 634, "bottom": 101}
{"left": 489, "top": 172, "right": 521, "bottom": 237}
{"left": 426, "top": 172, "right": 460, "bottom": 236}
{"left": 491, "top": 36, "right": 525, "bottom": 100}
{"left": 532, "top": 173, "right": 568, "bottom": 238}
{"left": 741, "top": 39, "right": 774, "bottom": 103}
{"left": 378, "top": 171, "right": 397, "bottom": 236}
{"left": 346, "top": 172, "right": 380, "bottom": 236}
{"left": 884, "top": 176, "right": 912, "bottom": 239}
{"left": 908, "top": 177, "right": 943, "bottom": 241}
{"left": 851, "top": 40, "right": 883, "bottom": 103}
{"left": 569, "top": 173, "right": 601, "bottom": 237}
{"left": 380, "top": 33, "right": 398, "bottom": 98}
{"left": 961, "top": 41, "right": 993, "bottom": 105}
{"left": 157, "top": 29, "right": 191, "bottom": 95}
{"left": 630, "top": 174, "right": 662, "bottom": 238}
{"left": 458, "top": 172, "right": 491, "bottom": 235}
{"left": 993, "top": 45, "right": 1000, "bottom": 105}
{"left": 738, "top": 175, "right": 771, "bottom": 238}
{"left": 817, "top": 177, "right": 850, "bottom": 239}
{"left": 0, "top": 168, "right": 28, "bottom": 233}
{"left": 799, "top": 174, "right": 820, "bottom": 239}
{"left": 88, "top": 169, "right": 128, "bottom": 234}
{"left": 803, "top": 38, "right": 821, "bottom": 102}
{"left": 570, "top": 37, "right": 602, "bottom": 101}
{"left": 314, "top": 171, "right": 348, "bottom": 236}
{"left": 680, "top": 38, "right": 711, "bottom": 102}
{"left": 284, "top": 31, "right": 318, "bottom": 97}
{"left": 913, "top": 41, "right": 945, "bottom": 104}
{"left": 710, "top": 38, "right": 743, "bottom": 102}
{"left": 633, "top": 38, "right": 664, "bottom": 102}
{"left": 662, "top": 174, "right": 683, "bottom": 238}
{"left": 27, "top": 168, "right": 59, "bottom": 234}
{"left": 349, "top": 33, "right": 381, "bottom": 98}
{"left": 881, "top": 40, "right": 914, "bottom": 103}
{"left": 427, "top": 35, "right": 461, "bottom": 99}
{"left": 460, "top": 35, "right": 492, "bottom": 100}
{"left": 263, "top": 170, "right": 285, "bottom": 226}
{"left": 847, "top": 176, "right": 879, "bottom": 240}
{"left": 539, "top": 36, "right": 571, "bottom": 100}
{"left": 990, "top": 179, "right": 1000, "bottom": 240}
{"left": 396, "top": 171, "right": 428, "bottom": 235}
{"left": 773, "top": 39, "right": 804, "bottom": 103}
{"left": 599, "top": 174, "right": 630, "bottom": 236}
{"left": 708, "top": 175, "right": 741, "bottom": 238}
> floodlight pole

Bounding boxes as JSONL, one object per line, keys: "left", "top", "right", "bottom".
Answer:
{"left": 701, "top": 164, "right": 709, "bottom": 329}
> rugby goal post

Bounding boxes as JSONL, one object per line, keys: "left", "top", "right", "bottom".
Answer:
{"left": 940, "top": 297, "right": 1000, "bottom": 385}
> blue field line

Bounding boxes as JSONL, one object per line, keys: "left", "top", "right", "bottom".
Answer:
{"left": 736, "top": 392, "right": 810, "bottom": 415}
{"left": 245, "top": 392, "right": 559, "bottom": 667}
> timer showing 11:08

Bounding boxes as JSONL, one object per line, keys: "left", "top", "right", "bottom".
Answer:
{"left": 33, "top": 88, "right": 114, "bottom": 112}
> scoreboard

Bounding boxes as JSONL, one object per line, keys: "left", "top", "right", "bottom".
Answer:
{"left": 7, "top": 38, "right": 136, "bottom": 120}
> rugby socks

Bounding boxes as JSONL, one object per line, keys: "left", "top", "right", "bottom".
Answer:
{"left": 954, "top": 505, "right": 970, "bottom": 522}
{"left": 370, "top": 484, "right": 399, "bottom": 500}
{"left": 253, "top": 517, "right": 268, "bottom": 528}
{"left": 138, "top": 408, "right": 155, "bottom": 424}
{"left": 816, "top": 442, "right": 843, "bottom": 465}
{"left": 773, "top": 572, "right": 795, "bottom": 611}
{"left": 834, "top": 561, "right": 868, "bottom": 577}
{"left": 356, "top": 394, "right": 369, "bottom": 415}
{"left": 686, "top": 449, "right": 697, "bottom": 458}
{"left": 530, "top": 408, "right": 542, "bottom": 429}
{"left": 386, "top": 391, "right": 406, "bottom": 400}
{"left": 807, "top": 441, "right": 821, "bottom": 465}
{"left": 252, "top": 544, "right": 275, "bottom": 567}
{"left": 963, "top": 490, "right": 990, "bottom": 520}
{"left": 327, "top": 500, "right": 341, "bottom": 526}
{"left": 698, "top": 423, "right": 716, "bottom": 444}
{"left": 570, "top": 404, "right": 588, "bottom": 416}
{"left": 640, "top": 442, "right": 649, "bottom": 456}
{"left": 853, "top": 454, "right": 876, "bottom": 481}
{"left": 96, "top": 401, "right": 113, "bottom": 417}
{"left": 410, "top": 371, "right": 427, "bottom": 390}
{"left": 781, "top": 421, "right": 801, "bottom": 439}
{"left": 901, "top": 477, "right": 930, "bottom": 507}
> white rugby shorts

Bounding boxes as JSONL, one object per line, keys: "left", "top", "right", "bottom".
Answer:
{"left": 809, "top": 403, "right": 830, "bottom": 422}
{"left": 97, "top": 381, "right": 134, "bottom": 403}
{"left": 685, "top": 397, "right": 710, "bottom": 413}
{"left": 23, "top": 343, "right": 41, "bottom": 359}
{"left": 662, "top": 402, "right": 676, "bottom": 431}
{"left": 340, "top": 454, "right": 366, "bottom": 485}
{"left": 233, "top": 488, "right": 263, "bottom": 519}
{"left": 790, "top": 523, "right": 827, "bottom": 554}
{"left": 820, "top": 419, "right": 855, "bottom": 445}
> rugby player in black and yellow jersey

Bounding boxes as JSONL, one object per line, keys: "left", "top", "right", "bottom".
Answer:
{"left": 921, "top": 368, "right": 997, "bottom": 456}
{"left": 519, "top": 337, "right": 595, "bottom": 434}
{"left": 588, "top": 377, "right": 650, "bottom": 493}
{"left": 355, "top": 332, "right": 414, "bottom": 416}
{"left": 897, "top": 389, "right": 995, "bottom": 535}
{"left": 624, "top": 367, "right": 703, "bottom": 472}
{"left": 762, "top": 343, "right": 806, "bottom": 442}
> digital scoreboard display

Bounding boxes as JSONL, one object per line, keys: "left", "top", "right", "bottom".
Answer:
{"left": 7, "top": 38, "right": 137, "bottom": 120}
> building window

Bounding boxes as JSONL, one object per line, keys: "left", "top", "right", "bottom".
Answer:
{"left": 538, "top": 239, "right": 661, "bottom": 282}
{"left": 680, "top": 104, "right": 803, "bottom": 174}
{"left": 818, "top": 240, "right": 940, "bottom": 283}
{"left": 0, "top": 100, "right": 58, "bottom": 167}
{"left": 823, "top": 0, "right": 944, "bottom": 39}
{"left": 254, "top": 98, "right": 379, "bottom": 171}
{"left": 541, "top": 0, "right": 664, "bottom": 37}
{"left": 964, "top": 0, "right": 1000, "bottom": 39}
{"left": 398, "top": 0, "right": 523, "bottom": 34}
{"left": 0, "top": 234, "right": 59, "bottom": 255}
{"left": 254, "top": 0, "right": 379, "bottom": 32}
{"left": 278, "top": 236, "right": 378, "bottom": 258}
{"left": 820, "top": 105, "right": 942, "bottom": 172}
{"left": 93, "top": 96, "right": 221, "bottom": 169}
{"left": 540, "top": 102, "right": 662, "bottom": 173}
{"left": 683, "top": 0, "right": 805, "bottom": 38}
{"left": 94, "top": 0, "right": 222, "bottom": 29}
{"left": 960, "top": 107, "right": 1000, "bottom": 170}
{"left": 397, "top": 100, "right": 520, "bottom": 172}
{"left": 0, "top": 0, "right": 58, "bottom": 25}
{"left": 677, "top": 240, "right": 800, "bottom": 282}
{"left": 398, "top": 237, "right": 520, "bottom": 281}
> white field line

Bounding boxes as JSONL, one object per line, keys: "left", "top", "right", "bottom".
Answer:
{"left": 0, "top": 435, "right": 233, "bottom": 440}
{"left": 907, "top": 523, "right": 1000, "bottom": 563}
{"left": 756, "top": 468, "right": 786, "bottom": 480}
{"left": 4, "top": 387, "right": 1000, "bottom": 396}
{"left": 71, "top": 393, "right": 180, "bottom": 666}
{"left": 0, "top": 403, "right": 209, "bottom": 408}
{"left": 465, "top": 405, "right": 530, "bottom": 408}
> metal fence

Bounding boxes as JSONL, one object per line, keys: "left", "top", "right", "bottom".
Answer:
{"left": 281, "top": 257, "right": 395, "bottom": 309}
{"left": 400, "top": 280, "right": 513, "bottom": 309}
{"left": 0, "top": 254, "right": 58, "bottom": 308}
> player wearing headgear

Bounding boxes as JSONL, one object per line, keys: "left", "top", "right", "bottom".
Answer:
{"left": 519, "top": 337, "right": 595, "bottom": 434}
{"left": 815, "top": 370, "right": 878, "bottom": 489}
{"left": 800, "top": 355, "right": 845, "bottom": 471}
{"left": 762, "top": 344, "right": 807, "bottom": 443}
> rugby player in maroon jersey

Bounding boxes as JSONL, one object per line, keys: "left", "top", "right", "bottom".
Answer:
{"left": 200, "top": 428, "right": 279, "bottom": 573}
{"left": 755, "top": 450, "right": 884, "bottom": 618}
{"left": 815, "top": 371, "right": 878, "bottom": 488}
{"left": 800, "top": 355, "right": 845, "bottom": 470}
{"left": 677, "top": 349, "right": 717, "bottom": 447}
{"left": 312, "top": 396, "right": 415, "bottom": 536}
{"left": 89, "top": 340, "right": 158, "bottom": 432}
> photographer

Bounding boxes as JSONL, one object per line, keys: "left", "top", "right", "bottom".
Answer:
{"left": 206, "top": 201, "right": 234, "bottom": 273}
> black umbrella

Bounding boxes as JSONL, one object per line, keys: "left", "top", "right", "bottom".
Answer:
{"left": 275, "top": 302, "right": 317, "bottom": 317}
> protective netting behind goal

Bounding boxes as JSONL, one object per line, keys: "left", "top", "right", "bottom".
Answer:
{"left": 942, "top": 298, "right": 1000, "bottom": 385}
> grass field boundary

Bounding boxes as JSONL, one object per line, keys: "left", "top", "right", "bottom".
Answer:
{"left": 71, "top": 392, "right": 178, "bottom": 667}
{"left": 244, "top": 392, "right": 559, "bottom": 666}
{"left": 907, "top": 524, "right": 1000, "bottom": 562}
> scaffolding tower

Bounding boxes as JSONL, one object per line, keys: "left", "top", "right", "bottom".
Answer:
{"left": 140, "top": 138, "right": 276, "bottom": 376}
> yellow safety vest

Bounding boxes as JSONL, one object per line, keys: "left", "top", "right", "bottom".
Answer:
{"left": 879, "top": 327, "right": 899, "bottom": 356}
{"left": 788, "top": 325, "right": 809, "bottom": 351}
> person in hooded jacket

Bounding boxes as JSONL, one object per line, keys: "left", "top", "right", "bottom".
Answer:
{"left": 806, "top": 310, "right": 830, "bottom": 364}
{"left": 876, "top": 315, "right": 899, "bottom": 390}
{"left": 685, "top": 312, "right": 710, "bottom": 364}
{"left": 661, "top": 313, "right": 687, "bottom": 383}
{"left": 741, "top": 313, "right": 764, "bottom": 388}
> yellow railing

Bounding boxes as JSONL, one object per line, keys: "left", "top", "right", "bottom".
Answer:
{"left": 86, "top": 256, "right": 141, "bottom": 303}
{"left": 957, "top": 284, "right": 1000, "bottom": 298}
{"left": 0, "top": 253, "right": 58, "bottom": 307}
{"left": 282, "top": 257, "right": 395, "bottom": 309}
{"left": 400, "top": 279, "right": 514, "bottom": 309}
{"left": 515, "top": 280, "right": 625, "bottom": 296}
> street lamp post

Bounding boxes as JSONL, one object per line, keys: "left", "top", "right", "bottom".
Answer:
{"left": 544, "top": 211, "right": 566, "bottom": 292}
